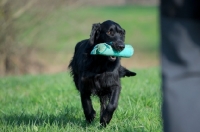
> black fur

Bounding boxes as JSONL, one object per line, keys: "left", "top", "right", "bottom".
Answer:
{"left": 68, "top": 20, "right": 136, "bottom": 127}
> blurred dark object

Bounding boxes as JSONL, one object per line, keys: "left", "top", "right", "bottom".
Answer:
{"left": 161, "top": 0, "right": 200, "bottom": 20}
{"left": 161, "top": 0, "right": 200, "bottom": 132}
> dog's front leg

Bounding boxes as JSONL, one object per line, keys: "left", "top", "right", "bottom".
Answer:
{"left": 100, "top": 95, "right": 108, "bottom": 118}
{"left": 100, "top": 86, "right": 121, "bottom": 127}
{"left": 80, "top": 92, "right": 96, "bottom": 123}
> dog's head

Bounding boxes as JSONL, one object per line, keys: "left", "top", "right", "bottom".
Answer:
{"left": 89, "top": 20, "right": 126, "bottom": 61}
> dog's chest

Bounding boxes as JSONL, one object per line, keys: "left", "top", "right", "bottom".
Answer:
{"left": 83, "top": 72, "right": 120, "bottom": 95}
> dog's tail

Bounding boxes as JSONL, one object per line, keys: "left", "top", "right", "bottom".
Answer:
{"left": 119, "top": 66, "right": 136, "bottom": 78}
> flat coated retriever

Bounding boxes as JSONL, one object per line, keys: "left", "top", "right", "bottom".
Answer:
{"left": 68, "top": 20, "right": 136, "bottom": 127}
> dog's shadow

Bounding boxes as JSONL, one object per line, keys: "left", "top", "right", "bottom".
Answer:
{"left": 0, "top": 106, "right": 94, "bottom": 129}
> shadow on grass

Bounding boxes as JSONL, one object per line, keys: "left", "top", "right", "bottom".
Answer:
{"left": 0, "top": 106, "right": 94, "bottom": 129}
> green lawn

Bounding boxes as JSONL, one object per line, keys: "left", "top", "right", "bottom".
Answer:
{"left": 17, "top": 6, "right": 159, "bottom": 54}
{"left": 13, "top": 5, "right": 159, "bottom": 70}
{"left": 0, "top": 5, "right": 162, "bottom": 131}
{"left": 0, "top": 68, "right": 162, "bottom": 132}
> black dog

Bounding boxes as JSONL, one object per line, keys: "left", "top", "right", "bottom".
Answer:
{"left": 68, "top": 20, "right": 136, "bottom": 127}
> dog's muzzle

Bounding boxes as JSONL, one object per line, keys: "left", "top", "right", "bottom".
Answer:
{"left": 112, "top": 40, "right": 125, "bottom": 51}
{"left": 106, "top": 41, "right": 124, "bottom": 62}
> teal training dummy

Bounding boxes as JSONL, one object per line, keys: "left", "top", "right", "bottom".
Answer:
{"left": 90, "top": 43, "right": 134, "bottom": 58}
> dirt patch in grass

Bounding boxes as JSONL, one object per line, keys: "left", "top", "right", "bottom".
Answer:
{"left": 121, "top": 52, "right": 159, "bottom": 69}
{"left": 41, "top": 52, "right": 159, "bottom": 74}
{"left": 0, "top": 51, "right": 159, "bottom": 76}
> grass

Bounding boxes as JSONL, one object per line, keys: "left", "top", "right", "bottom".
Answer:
{"left": 1, "top": 5, "right": 162, "bottom": 131}
{"left": 0, "top": 68, "right": 162, "bottom": 132}
{"left": 16, "top": 6, "right": 159, "bottom": 54}
{"left": 13, "top": 5, "right": 159, "bottom": 71}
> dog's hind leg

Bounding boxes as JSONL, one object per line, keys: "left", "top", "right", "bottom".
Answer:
{"left": 73, "top": 73, "right": 80, "bottom": 90}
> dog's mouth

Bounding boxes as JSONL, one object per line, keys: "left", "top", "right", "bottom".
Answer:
{"left": 108, "top": 56, "right": 116, "bottom": 61}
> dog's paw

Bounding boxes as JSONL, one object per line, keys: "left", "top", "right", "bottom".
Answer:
{"left": 100, "top": 118, "right": 107, "bottom": 127}
{"left": 100, "top": 114, "right": 111, "bottom": 127}
{"left": 86, "top": 110, "right": 96, "bottom": 123}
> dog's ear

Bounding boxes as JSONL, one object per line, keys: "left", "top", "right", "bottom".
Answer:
{"left": 122, "top": 29, "right": 126, "bottom": 40}
{"left": 123, "top": 29, "right": 126, "bottom": 35}
{"left": 89, "top": 23, "right": 101, "bottom": 45}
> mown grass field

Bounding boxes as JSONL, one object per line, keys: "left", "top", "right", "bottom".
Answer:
{"left": 16, "top": 5, "right": 159, "bottom": 69}
{"left": 17, "top": 6, "right": 158, "bottom": 52}
{"left": 0, "top": 5, "right": 162, "bottom": 132}
{"left": 0, "top": 68, "right": 162, "bottom": 132}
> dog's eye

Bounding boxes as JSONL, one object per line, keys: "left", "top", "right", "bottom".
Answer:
{"left": 107, "top": 31, "right": 114, "bottom": 36}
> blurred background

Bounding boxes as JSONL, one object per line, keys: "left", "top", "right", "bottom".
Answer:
{"left": 0, "top": 0, "right": 159, "bottom": 76}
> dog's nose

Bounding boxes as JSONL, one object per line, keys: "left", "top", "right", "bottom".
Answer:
{"left": 118, "top": 44, "right": 125, "bottom": 51}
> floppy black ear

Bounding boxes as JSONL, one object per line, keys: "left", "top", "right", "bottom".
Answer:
{"left": 89, "top": 23, "right": 101, "bottom": 45}
{"left": 123, "top": 29, "right": 126, "bottom": 35}
{"left": 123, "top": 29, "right": 126, "bottom": 40}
